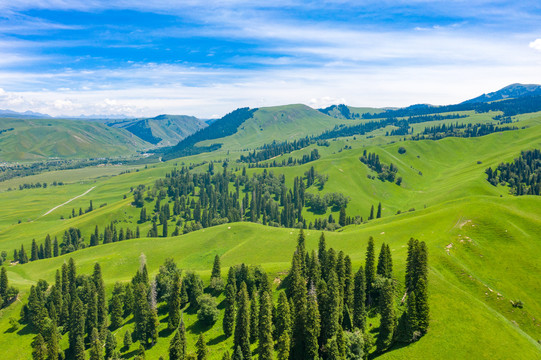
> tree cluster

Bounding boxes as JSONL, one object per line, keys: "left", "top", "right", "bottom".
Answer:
{"left": 486, "top": 149, "right": 541, "bottom": 195}
{"left": 360, "top": 150, "right": 399, "bottom": 183}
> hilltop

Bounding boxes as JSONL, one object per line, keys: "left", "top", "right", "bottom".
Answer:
{"left": 462, "top": 83, "right": 541, "bottom": 104}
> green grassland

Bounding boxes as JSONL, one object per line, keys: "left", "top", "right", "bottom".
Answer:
{"left": 0, "top": 107, "right": 540, "bottom": 359}
{"left": 0, "top": 118, "right": 150, "bottom": 161}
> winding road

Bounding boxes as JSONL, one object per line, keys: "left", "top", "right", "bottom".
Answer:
{"left": 41, "top": 186, "right": 96, "bottom": 217}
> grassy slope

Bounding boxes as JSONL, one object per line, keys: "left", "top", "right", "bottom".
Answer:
{"left": 0, "top": 111, "right": 540, "bottom": 359}
{"left": 0, "top": 118, "right": 149, "bottom": 161}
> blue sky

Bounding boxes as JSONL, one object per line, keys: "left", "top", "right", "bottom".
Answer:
{"left": 0, "top": 1, "right": 540, "bottom": 118}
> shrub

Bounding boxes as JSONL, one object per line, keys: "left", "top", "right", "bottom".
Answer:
{"left": 197, "top": 294, "right": 219, "bottom": 325}
{"left": 398, "top": 147, "right": 406, "bottom": 154}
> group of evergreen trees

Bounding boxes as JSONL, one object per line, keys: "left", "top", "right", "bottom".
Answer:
{"left": 239, "top": 137, "right": 326, "bottom": 164}
{"left": 359, "top": 150, "right": 399, "bottom": 184}
{"left": 20, "top": 230, "right": 429, "bottom": 359}
{"left": 134, "top": 163, "right": 354, "bottom": 234}
{"left": 0, "top": 266, "right": 19, "bottom": 309}
{"left": 486, "top": 149, "right": 541, "bottom": 195}
{"left": 244, "top": 148, "right": 320, "bottom": 169}
{"left": 411, "top": 123, "right": 518, "bottom": 141}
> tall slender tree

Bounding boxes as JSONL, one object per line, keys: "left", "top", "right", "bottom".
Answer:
{"left": 353, "top": 265, "right": 366, "bottom": 331}
{"left": 305, "top": 284, "right": 321, "bottom": 360}
{"left": 365, "top": 237, "right": 376, "bottom": 305}
{"left": 376, "top": 280, "right": 395, "bottom": 352}
{"left": 168, "top": 273, "right": 182, "bottom": 330}
{"left": 258, "top": 292, "right": 274, "bottom": 360}
{"left": 234, "top": 282, "right": 251, "bottom": 360}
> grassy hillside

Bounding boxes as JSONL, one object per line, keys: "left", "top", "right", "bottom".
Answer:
{"left": 0, "top": 118, "right": 150, "bottom": 161}
{"left": 111, "top": 115, "right": 207, "bottom": 146}
{"left": 0, "top": 108, "right": 540, "bottom": 359}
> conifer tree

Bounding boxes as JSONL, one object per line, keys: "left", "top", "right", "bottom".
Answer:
{"left": 318, "top": 233, "right": 327, "bottom": 277}
{"left": 323, "top": 269, "right": 340, "bottom": 341}
{"left": 305, "top": 285, "right": 321, "bottom": 360}
{"left": 69, "top": 295, "right": 85, "bottom": 359}
{"left": 163, "top": 217, "right": 168, "bottom": 237}
{"left": 93, "top": 263, "right": 108, "bottom": 329}
{"left": 19, "top": 244, "right": 28, "bottom": 264}
{"left": 89, "top": 328, "right": 104, "bottom": 360}
{"left": 369, "top": 205, "right": 374, "bottom": 220}
{"left": 123, "top": 330, "right": 132, "bottom": 350}
{"left": 376, "top": 280, "right": 395, "bottom": 352}
{"left": 32, "top": 333, "right": 47, "bottom": 360}
{"left": 250, "top": 293, "right": 259, "bottom": 344}
{"left": 211, "top": 255, "right": 221, "bottom": 280}
{"left": 290, "top": 251, "right": 307, "bottom": 360}
{"left": 168, "top": 273, "right": 182, "bottom": 330}
{"left": 233, "top": 346, "right": 244, "bottom": 360}
{"left": 405, "top": 238, "right": 418, "bottom": 291}
{"left": 133, "top": 282, "right": 149, "bottom": 344}
{"left": 377, "top": 202, "right": 382, "bottom": 218}
{"left": 31, "top": 239, "right": 39, "bottom": 262}
{"left": 343, "top": 255, "right": 353, "bottom": 311}
{"left": 46, "top": 319, "right": 60, "bottom": 360}
{"left": 296, "top": 229, "right": 306, "bottom": 275}
{"left": 365, "top": 237, "right": 376, "bottom": 305}
{"left": 258, "top": 292, "right": 274, "bottom": 360}
{"left": 27, "top": 285, "right": 46, "bottom": 332}
{"left": 169, "top": 327, "right": 184, "bottom": 360}
{"left": 44, "top": 235, "right": 52, "bottom": 258}
{"left": 353, "top": 266, "right": 366, "bottom": 331}
{"left": 196, "top": 334, "right": 208, "bottom": 360}
{"left": 234, "top": 282, "right": 251, "bottom": 360}
{"left": 406, "top": 290, "right": 418, "bottom": 340}
{"left": 53, "top": 237, "right": 59, "bottom": 257}
{"left": 324, "top": 336, "right": 340, "bottom": 360}
{"left": 105, "top": 330, "right": 117, "bottom": 360}
{"left": 336, "top": 326, "right": 346, "bottom": 359}
{"left": 110, "top": 282, "right": 124, "bottom": 329}
{"left": 274, "top": 291, "right": 291, "bottom": 341}
{"left": 0, "top": 266, "right": 8, "bottom": 301}
{"left": 223, "top": 283, "right": 236, "bottom": 338}
{"left": 276, "top": 332, "right": 290, "bottom": 360}
{"left": 222, "top": 351, "right": 231, "bottom": 360}
{"left": 377, "top": 243, "right": 391, "bottom": 279}
{"left": 415, "top": 278, "right": 429, "bottom": 334}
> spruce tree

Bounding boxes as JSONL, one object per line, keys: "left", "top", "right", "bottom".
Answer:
{"left": 305, "top": 285, "right": 321, "bottom": 360}
{"left": 258, "top": 292, "right": 273, "bottom": 360}
{"left": 365, "top": 237, "right": 376, "bottom": 305}
{"left": 31, "top": 239, "right": 39, "bottom": 262}
{"left": 369, "top": 205, "right": 374, "bottom": 220}
{"left": 406, "top": 291, "right": 418, "bottom": 340}
{"left": 133, "top": 282, "right": 149, "bottom": 344}
{"left": 377, "top": 202, "right": 382, "bottom": 218}
{"left": 93, "top": 263, "right": 108, "bottom": 329}
{"left": 46, "top": 319, "right": 60, "bottom": 360}
{"left": 168, "top": 273, "right": 182, "bottom": 330}
{"left": 89, "top": 328, "right": 104, "bottom": 360}
{"left": 343, "top": 255, "right": 354, "bottom": 311}
{"left": 250, "top": 293, "right": 259, "bottom": 344}
{"left": 110, "top": 282, "right": 124, "bottom": 329}
{"left": 105, "top": 330, "right": 117, "bottom": 360}
{"left": 169, "top": 325, "right": 185, "bottom": 360}
{"left": 123, "top": 330, "right": 132, "bottom": 350}
{"left": 163, "top": 217, "right": 168, "bottom": 237}
{"left": 69, "top": 295, "right": 85, "bottom": 359}
{"left": 0, "top": 266, "right": 8, "bottom": 301}
{"left": 222, "top": 351, "right": 231, "bottom": 360}
{"left": 124, "top": 283, "right": 134, "bottom": 317}
{"left": 44, "top": 235, "right": 52, "bottom": 258}
{"left": 234, "top": 282, "right": 251, "bottom": 360}
{"left": 233, "top": 346, "right": 244, "bottom": 360}
{"left": 376, "top": 243, "right": 389, "bottom": 278}
{"left": 196, "top": 334, "right": 208, "bottom": 360}
{"left": 53, "top": 237, "right": 59, "bottom": 257}
{"left": 274, "top": 291, "right": 291, "bottom": 341}
{"left": 32, "top": 333, "right": 47, "bottom": 360}
{"left": 276, "top": 332, "right": 290, "bottom": 360}
{"left": 323, "top": 269, "right": 340, "bottom": 341}
{"left": 339, "top": 207, "right": 346, "bottom": 227}
{"left": 211, "top": 255, "right": 221, "bottom": 280}
{"left": 353, "top": 265, "right": 366, "bottom": 331}
{"left": 405, "top": 238, "right": 418, "bottom": 291}
{"left": 290, "top": 251, "right": 306, "bottom": 360}
{"left": 376, "top": 280, "right": 395, "bottom": 352}
{"left": 415, "top": 278, "right": 429, "bottom": 334}
{"left": 318, "top": 233, "right": 327, "bottom": 278}
{"left": 223, "top": 283, "right": 236, "bottom": 338}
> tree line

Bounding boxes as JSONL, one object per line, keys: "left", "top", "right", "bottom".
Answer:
{"left": 359, "top": 150, "right": 400, "bottom": 184}
{"left": 411, "top": 123, "right": 519, "bottom": 141}
{"left": 486, "top": 149, "right": 541, "bottom": 196}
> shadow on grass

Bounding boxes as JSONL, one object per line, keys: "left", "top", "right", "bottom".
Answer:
{"left": 208, "top": 334, "right": 228, "bottom": 346}
{"left": 217, "top": 299, "right": 227, "bottom": 310}
{"left": 157, "top": 303, "right": 168, "bottom": 316}
{"left": 159, "top": 327, "right": 175, "bottom": 338}
{"left": 122, "top": 349, "right": 139, "bottom": 359}
{"left": 186, "top": 320, "right": 214, "bottom": 335}
{"left": 17, "top": 324, "right": 35, "bottom": 336}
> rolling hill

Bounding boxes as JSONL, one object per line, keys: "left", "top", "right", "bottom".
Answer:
{"left": 110, "top": 114, "right": 207, "bottom": 146}
{"left": 0, "top": 118, "right": 150, "bottom": 161}
{"left": 0, "top": 100, "right": 540, "bottom": 359}
{"left": 462, "top": 83, "right": 541, "bottom": 104}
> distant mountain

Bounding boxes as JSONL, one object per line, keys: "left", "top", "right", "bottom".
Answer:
{"left": 0, "top": 109, "right": 52, "bottom": 119}
{"left": 462, "top": 83, "right": 541, "bottom": 104}
{"left": 319, "top": 104, "right": 384, "bottom": 119}
{"left": 109, "top": 114, "right": 207, "bottom": 146}
{"left": 0, "top": 117, "right": 149, "bottom": 161}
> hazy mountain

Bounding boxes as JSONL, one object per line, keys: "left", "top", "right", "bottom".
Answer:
{"left": 462, "top": 83, "right": 541, "bottom": 104}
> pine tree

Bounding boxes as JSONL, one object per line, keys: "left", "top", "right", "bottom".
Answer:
{"left": 305, "top": 285, "right": 320, "bottom": 360}
{"left": 276, "top": 332, "right": 290, "bottom": 360}
{"left": 169, "top": 323, "right": 186, "bottom": 360}
{"left": 123, "top": 330, "right": 132, "bottom": 350}
{"left": 250, "top": 293, "right": 259, "bottom": 344}
{"left": 406, "top": 291, "right": 418, "bottom": 340}
{"left": 110, "top": 282, "right": 124, "bottom": 329}
{"left": 369, "top": 205, "right": 374, "bottom": 220}
{"left": 234, "top": 282, "right": 251, "bottom": 360}
{"left": 105, "top": 330, "right": 117, "bottom": 360}
{"left": 46, "top": 319, "right": 60, "bottom": 360}
{"left": 405, "top": 238, "right": 418, "bottom": 291}
{"left": 0, "top": 266, "right": 8, "bottom": 301}
{"left": 365, "top": 237, "right": 376, "bottom": 305}
{"left": 223, "top": 283, "right": 236, "bottom": 337}
{"left": 196, "top": 334, "right": 208, "bottom": 360}
{"left": 133, "top": 282, "right": 149, "bottom": 344}
{"left": 290, "top": 252, "right": 306, "bottom": 360}
{"left": 376, "top": 280, "right": 395, "bottom": 352}
{"left": 31, "top": 239, "right": 39, "bottom": 262}
{"left": 353, "top": 265, "right": 366, "bottom": 331}
{"left": 233, "top": 346, "right": 244, "bottom": 360}
{"left": 323, "top": 269, "right": 340, "bottom": 341}
{"left": 336, "top": 326, "right": 346, "bottom": 359}
{"left": 93, "top": 263, "right": 108, "bottom": 329}
{"left": 274, "top": 291, "right": 291, "bottom": 341}
{"left": 124, "top": 283, "right": 134, "bottom": 317}
{"left": 377, "top": 243, "right": 391, "bottom": 279}
{"left": 324, "top": 336, "right": 340, "bottom": 360}
{"left": 19, "top": 244, "right": 28, "bottom": 264}
{"left": 89, "top": 328, "right": 104, "bottom": 360}
{"left": 163, "top": 217, "right": 168, "bottom": 237}
{"left": 53, "top": 237, "right": 59, "bottom": 257}
{"left": 258, "top": 292, "right": 273, "bottom": 360}
{"left": 27, "top": 285, "right": 46, "bottom": 332}
{"left": 32, "top": 333, "right": 47, "bottom": 360}
{"left": 44, "top": 235, "right": 52, "bottom": 258}
{"left": 222, "top": 351, "right": 231, "bottom": 360}
{"left": 211, "top": 255, "right": 221, "bottom": 280}
{"left": 69, "top": 295, "right": 86, "bottom": 359}
{"left": 376, "top": 202, "right": 382, "bottom": 218}
{"left": 339, "top": 207, "right": 346, "bottom": 227}
{"left": 168, "top": 273, "right": 182, "bottom": 330}
{"left": 415, "top": 278, "right": 429, "bottom": 334}
{"left": 343, "top": 255, "right": 354, "bottom": 312}
{"left": 318, "top": 233, "right": 327, "bottom": 278}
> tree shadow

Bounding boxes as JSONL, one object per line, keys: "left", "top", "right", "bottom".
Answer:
{"left": 122, "top": 349, "right": 139, "bottom": 359}
{"left": 16, "top": 324, "right": 35, "bottom": 336}
{"left": 208, "top": 334, "right": 227, "bottom": 346}
{"left": 159, "top": 327, "right": 174, "bottom": 338}
{"left": 186, "top": 320, "right": 214, "bottom": 335}
{"left": 157, "top": 303, "right": 168, "bottom": 316}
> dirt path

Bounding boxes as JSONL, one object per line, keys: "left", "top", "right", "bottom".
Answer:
{"left": 41, "top": 186, "right": 96, "bottom": 217}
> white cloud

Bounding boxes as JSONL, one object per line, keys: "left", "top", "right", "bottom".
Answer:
{"left": 530, "top": 39, "right": 541, "bottom": 51}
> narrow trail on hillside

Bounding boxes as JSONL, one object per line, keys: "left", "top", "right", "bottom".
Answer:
{"left": 40, "top": 186, "right": 96, "bottom": 218}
